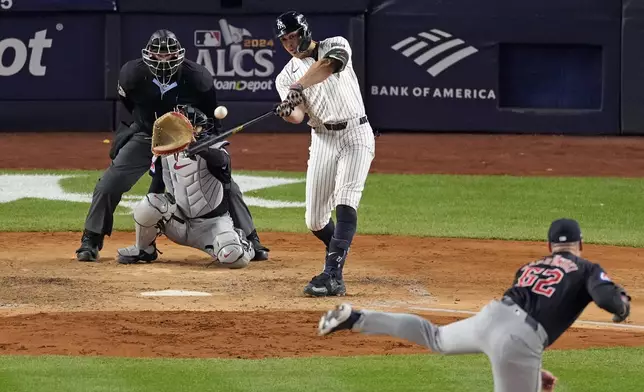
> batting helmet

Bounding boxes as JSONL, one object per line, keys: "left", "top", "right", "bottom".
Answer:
{"left": 274, "top": 11, "right": 312, "bottom": 53}
{"left": 142, "top": 29, "right": 186, "bottom": 86}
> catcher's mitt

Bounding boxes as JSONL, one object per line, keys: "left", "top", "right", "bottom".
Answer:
{"left": 151, "top": 111, "right": 196, "bottom": 156}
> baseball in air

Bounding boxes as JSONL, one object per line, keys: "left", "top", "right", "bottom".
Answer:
{"left": 214, "top": 106, "right": 228, "bottom": 119}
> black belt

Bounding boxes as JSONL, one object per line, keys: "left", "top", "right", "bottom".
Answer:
{"left": 197, "top": 198, "right": 229, "bottom": 219}
{"left": 501, "top": 296, "right": 540, "bottom": 332}
{"left": 323, "top": 116, "right": 368, "bottom": 131}
{"left": 167, "top": 196, "right": 229, "bottom": 224}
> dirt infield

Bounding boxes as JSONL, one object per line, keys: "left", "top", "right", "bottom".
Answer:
{"left": 3, "top": 131, "right": 644, "bottom": 176}
{"left": 0, "top": 132, "right": 642, "bottom": 359}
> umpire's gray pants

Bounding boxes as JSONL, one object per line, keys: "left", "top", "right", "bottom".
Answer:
{"left": 354, "top": 299, "right": 548, "bottom": 392}
{"left": 84, "top": 132, "right": 152, "bottom": 235}
{"left": 228, "top": 179, "right": 255, "bottom": 238}
{"left": 83, "top": 131, "right": 257, "bottom": 237}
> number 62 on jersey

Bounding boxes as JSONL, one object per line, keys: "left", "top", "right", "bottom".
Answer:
{"left": 515, "top": 266, "right": 565, "bottom": 298}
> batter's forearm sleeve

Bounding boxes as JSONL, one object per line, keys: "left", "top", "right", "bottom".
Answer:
{"left": 354, "top": 310, "right": 441, "bottom": 352}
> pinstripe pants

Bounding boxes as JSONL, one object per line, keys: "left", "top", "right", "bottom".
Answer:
{"left": 305, "top": 123, "right": 375, "bottom": 231}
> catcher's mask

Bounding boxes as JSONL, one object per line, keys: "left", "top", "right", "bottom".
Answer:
{"left": 175, "top": 105, "right": 215, "bottom": 137}
{"left": 142, "top": 29, "right": 186, "bottom": 86}
{"left": 274, "top": 11, "right": 312, "bottom": 54}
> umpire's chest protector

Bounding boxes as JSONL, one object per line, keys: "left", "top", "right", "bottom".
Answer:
{"left": 161, "top": 153, "right": 225, "bottom": 218}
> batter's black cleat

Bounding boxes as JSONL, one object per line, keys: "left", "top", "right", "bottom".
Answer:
{"left": 304, "top": 272, "right": 346, "bottom": 297}
{"left": 76, "top": 230, "right": 104, "bottom": 262}
{"left": 116, "top": 244, "right": 159, "bottom": 264}
{"left": 318, "top": 303, "right": 362, "bottom": 336}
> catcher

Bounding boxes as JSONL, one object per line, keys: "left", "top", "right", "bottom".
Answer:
{"left": 76, "top": 29, "right": 269, "bottom": 263}
{"left": 116, "top": 105, "right": 255, "bottom": 268}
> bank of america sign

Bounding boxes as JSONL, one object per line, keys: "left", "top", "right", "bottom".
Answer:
{"left": 391, "top": 29, "right": 479, "bottom": 76}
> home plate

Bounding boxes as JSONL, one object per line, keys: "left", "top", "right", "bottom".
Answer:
{"left": 140, "top": 290, "right": 212, "bottom": 297}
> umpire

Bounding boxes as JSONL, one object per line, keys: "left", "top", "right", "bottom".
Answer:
{"left": 76, "top": 29, "right": 269, "bottom": 262}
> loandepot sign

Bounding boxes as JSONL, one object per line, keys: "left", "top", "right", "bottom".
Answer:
{"left": 0, "top": 174, "right": 305, "bottom": 211}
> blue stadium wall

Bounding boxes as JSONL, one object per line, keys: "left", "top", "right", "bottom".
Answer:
{"left": 0, "top": 0, "right": 641, "bottom": 135}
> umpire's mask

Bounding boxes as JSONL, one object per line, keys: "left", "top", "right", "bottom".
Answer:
{"left": 142, "top": 29, "right": 186, "bottom": 86}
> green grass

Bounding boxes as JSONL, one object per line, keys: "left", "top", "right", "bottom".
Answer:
{"left": 1, "top": 170, "right": 642, "bottom": 389}
{"left": 1, "top": 169, "right": 643, "bottom": 246}
{"left": 1, "top": 347, "right": 642, "bottom": 391}
{"left": 253, "top": 173, "right": 644, "bottom": 246}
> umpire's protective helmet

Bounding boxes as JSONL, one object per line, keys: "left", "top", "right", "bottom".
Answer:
{"left": 142, "top": 29, "right": 186, "bottom": 86}
{"left": 274, "top": 11, "right": 312, "bottom": 53}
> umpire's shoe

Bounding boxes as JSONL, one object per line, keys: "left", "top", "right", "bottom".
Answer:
{"left": 248, "top": 231, "right": 270, "bottom": 262}
{"left": 116, "top": 244, "right": 159, "bottom": 264}
{"left": 304, "top": 272, "right": 346, "bottom": 297}
{"left": 76, "top": 230, "right": 104, "bottom": 262}
{"left": 318, "top": 303, "right": 362, "bottom": 336}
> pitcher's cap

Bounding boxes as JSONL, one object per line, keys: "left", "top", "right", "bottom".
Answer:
{"left": 548, "top": 218, "right": 582, "bottom": 243}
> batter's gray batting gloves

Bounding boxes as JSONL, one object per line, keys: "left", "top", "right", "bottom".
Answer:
{"left": 287, "top": 83, "right": 305, "bottom": 106}
{"left": 274, "top": 101, "right": 294, "bottom": 118}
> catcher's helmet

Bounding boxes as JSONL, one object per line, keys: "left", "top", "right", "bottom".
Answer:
{"left": 142, "top": 29, "right": 186, "bottom": 86}
{"left": 274, "top": 11, "right": 312, "bottom": 53}
{"left": 175, "top": 104, "right": 215, "bottom": 136}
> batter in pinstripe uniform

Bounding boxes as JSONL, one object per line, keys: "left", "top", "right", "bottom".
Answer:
{"left": 273, "top": 11, "right": 377, "bottom": 297}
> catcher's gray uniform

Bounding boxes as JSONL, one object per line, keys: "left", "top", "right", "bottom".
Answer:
{"left": 117, "top": 143, "right": 254, "bottom": 268}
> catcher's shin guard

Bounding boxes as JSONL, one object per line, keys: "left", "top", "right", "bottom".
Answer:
{"left": 134, "top": 193, "right": 176, "bottom": 227}
{"left": 117, "top": 193, "right": 174, "bottom": 263}
{"left": 135, "top": 221, "right": 159, "bottom": 252}
{"left": 211, "top": 229, "right": 254, "bottom": 269}
{"left": 134, "top": 194, "right": 173, "bottom": 245}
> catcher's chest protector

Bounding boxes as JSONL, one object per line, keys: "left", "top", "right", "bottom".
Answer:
{"left": 162, "top": 153, "right": 225, "bottom": 218}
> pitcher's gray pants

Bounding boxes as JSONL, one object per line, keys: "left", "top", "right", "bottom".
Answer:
{"left": 83, "top": 131, "right": 257, "bottom": 238}
{"left": 354, "top": 299, "right": 549, "bottom": 392}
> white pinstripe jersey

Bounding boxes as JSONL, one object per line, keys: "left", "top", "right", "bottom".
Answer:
{"left": 275, "top": 36, "right": 365, "bottom": 129}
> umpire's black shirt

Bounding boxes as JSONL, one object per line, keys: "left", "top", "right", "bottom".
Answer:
{"left": 117, "top": 59, "right": 220, "bottom": 133}
{"left": 504, "top": 251, "right": 626, "bottom": 346}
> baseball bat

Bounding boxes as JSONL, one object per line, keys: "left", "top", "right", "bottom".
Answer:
{"left": 186, "top": 109, "right": 275, "bottom": 156}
